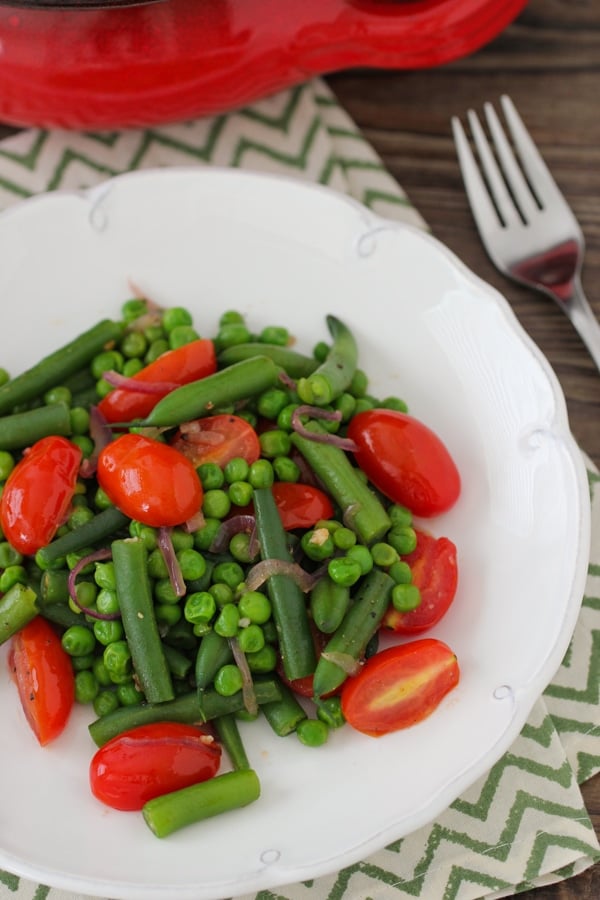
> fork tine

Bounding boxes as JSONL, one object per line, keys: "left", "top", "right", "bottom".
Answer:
{"left": 451, "top": 116, "right": 502, "bottom": 239}
{"left": 483, "top": 101, "right": 538, "bottom": 223}
{"left": 499, "top": 95, "right": 567, "bottom": 210}
{"left": 466, "top": 110, "right": 522, "bottom": 228}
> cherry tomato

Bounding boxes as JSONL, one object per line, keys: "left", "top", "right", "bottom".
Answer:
{"left": 271, "top": 482, "right": 334, "bottom": 531}
{"left": 341, "top": 638, "right": 460, "bottom": 737}
{"left": 383, "top": 530, "right": 458, "bottom": 635}
{"left": 97, "top": 433, "right": 203, "bottom": 527}
{"left": 0, "top": 435, "right": 82, "bottom": 555}
{"left": 170, "top": 414, "right": 261, "bottom": 468}
{"left": 97, "top": 339, "right": 217, "bottom": 424}
{"left": 347, "top": 409, "right": 461, "bottom": 517}
{"left": 9, "top": 617, "right": 75, "bottom": 745}
{"left": 89, "top": 722, "right": 222, "bottom": 811}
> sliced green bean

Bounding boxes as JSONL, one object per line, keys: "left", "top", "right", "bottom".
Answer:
{"left": 195, "top": 629, "right": 233, "bottom": 692}
{"left": 142, "top": 356, "right": 280, "bottom": 427}
{"left": 291, "top": 422, "right": 391, "bottom": 545}
{"left": 39, "top": 603, "right": 93, "bottom": 631}
{"left": 217, "top": 343, "right": 319, "bottom": 379}
{"left": 312, "top": 569, "right": 394, "bottom": 697}
{"left": 88, "top": 677, "right": 282, "bottom": 746}
{"left": 0, "top": 584, "right": 38, "bottom": 644}
{"left": 261, "top": 680, "right": 307, "bottom": 736}
{"left": 36, "top": 507, "right": 129, "bottom": 568}
{"left": 111, "top": 537, "right": 174, "bottom": 704}
{"left": 215, "top": 713, "right": 250, "bottom": 770}
{"left": 0, "top": 404, "right": 73, "bottom": 450}
{"left": 297, "top": 315, "right": 357, "bottom": 406}
{"left": 253, "top": 487, "right": 316, "bottom": 681}
{"left": 142, "top": 768, "right": 260, "bottom": 838}
{"left": 0, "top": 319, "right": 124, "bottom": 416}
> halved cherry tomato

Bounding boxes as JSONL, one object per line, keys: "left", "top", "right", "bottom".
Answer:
{"left": 347, "top": 408, "right": 461, "bottom": 517}
{"left": 383, "top": 530, "right": 458, "bottom": 635}
{"left": 89, "top": 722, "right": 222, "bottom": 811}
{"left": 0, "top": 435, "right": 82, "bottom": 555}
{"left": 271, "top": 482, "right": 334, "bottom": 531}
{"left": 97, "top": 433, "right": 203, "bottom": 527}
{"left": 9, "top": 617, "right": 75, "bottom": 745}
{"left": 170, "top": 414, "right": 261, "bottom": 468}
{"left": 341, "top": 638, "right": 460, "bottom": 737}
{"left": 97, "top": 338, "right": 217, "bottom": 423}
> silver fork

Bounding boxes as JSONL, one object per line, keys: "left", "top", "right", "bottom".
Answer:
{"left": 451, "top": 95, "right": 600, "bottom": 371}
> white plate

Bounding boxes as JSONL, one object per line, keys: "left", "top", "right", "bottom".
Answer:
{"left": 0, "top": 169, "right": 590, "bottom": 900}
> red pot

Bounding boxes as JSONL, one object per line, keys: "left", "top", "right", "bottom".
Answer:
{"left": 0, "top": 0, "right": 529, "bottom": 129}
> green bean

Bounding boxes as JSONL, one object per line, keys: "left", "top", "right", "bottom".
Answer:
{"left": 214, "top": 713, "right": 250, "bottom": 770}
{"left": 0, "top": 584, "right": 38, "bottom": 644}
{"left": 0, "top": 404, "right": 73, "bottom": 450}
{"left": 39, "top": 603, "right": 94, "bottom": 631}
{"left": 195, "top": 630, "right": 233, "bottom": 692}
{"left": 291, "top": 422, "right": 391, "bottom": 545}
{"left": 217, "top": 343, "right": 319, "bottom": 379}
{"left": 312, "top": 569, "right": 394, "bottom": 698}
{"left": 297, "top": 315, "right": 358, "bottom": 406}
{"left": 310, "top": 576, "right": 350, "bottom": 634}
{"left": 253, "top": 487, "right": 316, "bottom": 681}
{"left": 261, "top": 680, "right": 307, "bottom": 737}
{"left": 36, "top": 507, "right": 129, "bottom": 569}
{"left": 0, "top": 319, "right": 124, "bottom": 416}
{"left": 88, "top": 677, "right": 282, "bottom": 746}
{"left": 142, "top": 356, "right": 280, "bottom": 427}
{"left": 162, "top": 644, "right": 193, "bottom": 680}
{"left": 142, "top": 768, "right": 261, "bottom": 838}
{"left": 111, "top": 538, "right": 174, "bottom": 704}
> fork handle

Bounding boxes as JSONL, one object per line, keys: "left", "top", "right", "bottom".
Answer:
{"left": 566, "top": 276, "right": 600, "bottom": 374}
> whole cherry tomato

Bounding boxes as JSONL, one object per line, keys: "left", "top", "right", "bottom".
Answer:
{"left": 383, "top": 530, "right": 458, "bottom": 635}
{"left": 347, "top": 409, "right": 461, "bottom": 518}
{"left": 271, "top": 482, "right": 334, "bottom": 531}
{"left": 97, "top": 339, "right": 217, "bottom": 424}
{"left": 97, "top": 433, "right": 203, "bottom": 527}
{"left": 0, "top": 435, "right": 82, "bottom": 555}
{"left": 9, "top": 617, "right": 75, "bottom": 745}
{"left": 170, "top": 413, "right": 261, "bottom": 469}
{"left": 341, "top": 638, "right": 460, "bottom": 737}
{"left": 89, "top": 722, "right": 222, "bottom": 811}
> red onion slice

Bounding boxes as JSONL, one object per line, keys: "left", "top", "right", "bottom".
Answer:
{"left": 291, "top": 405, "right": 358, "bottom": 452}
{"left": 245, "top": 558, "right": 321, "bottom": 594}
{"left": 68, "top": 548, "right": 118, "bottom": 619}
{"left": 157, "top": 526, "right": 187, "bottom": 598}
{"left": 229, "top": 636, "right": 258, "bottom": 716}
{"left": 103, "top": 369, "right": 180, "bottom": 395}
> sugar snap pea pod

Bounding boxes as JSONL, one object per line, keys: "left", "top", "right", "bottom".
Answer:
{"left": 217, "top": 343, "right": 319, "bottom": 379}
{"left": 142, "top": 768, "right": 261, "bottom": 838}
{"left": 0, "top": 319, "right": 124, "bottom": 416}
{"left": 253, "top": 487, "right": 316, "bottom": 681}
{"left": 195, "top": 630, "right": 233, "bottom": 692}
{"left": 142, "top": 356, "right": 280, "bottom": 428}
{"left": 291, "top": 421, "right": 391, "bottom": 545}
{"left": 215, "top": 713, "right": 250, "bottom": 770}
{"left": 0, "top": 404, "right": 72, "bottom": 451}
{"left": 111, "top": 537, "right": 174, "bottom": 704}
{"left": 88, "top": 677, "right": 282, "bottom": 746}
{"left": 0, "top": 583, "right": 38, "bottom": 644}
{"left": 261, "top": 679, "right": 307, "bottom": 736}
{"left": 36, "top": 506, "right": 129, "bottom": 569}
{"left": 312, "top": 569, "right": 394, "bottom": 698}
{"left": 310, "top": 575, "right": 350, "bottom": 634}
{"left": 296, "top": 315, "right": 358, "bottom": 406}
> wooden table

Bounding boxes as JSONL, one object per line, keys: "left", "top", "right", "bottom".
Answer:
{"left": 328, "top": 1, "right": 599, "bottom": 897}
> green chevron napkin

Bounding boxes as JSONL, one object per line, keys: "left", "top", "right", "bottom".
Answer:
{"left": 0, "top": 80, "right": 598, "bottom": 900}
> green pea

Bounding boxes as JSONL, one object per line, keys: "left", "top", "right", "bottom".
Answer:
{"left": 94, "top": 588, "right": 119, "bottom": 616}
{"left": 223, "top": 457, "right": 249, "bottom": 484}
{"left": 301, "top": 528, "right": 335, "bottom": 562}
{"left": 296, "top": 718, "right": 329, "bottom": 747}
{"left": 71, "top": 435, "right": 95, "bottom": 458}
{"left": 121, "top": 297, "right": 148, "bottom": 321}
{"left": 212, "top": 560, "right": 245, "bottom": 590}
{"left": 162, "top": 306, "right": 193, "bottom": 332}
{"left": 272, "top": 456, "right": 300, "bottom": 482}
{"left": 353, "top": 397, "right": 375, "bottom": 414}
{"left": 103, "top": 640, "right": 133, "bottom": 681}
{"left": 71, "top": 653, "right": 95, "bottom": 672}
{"left": 313, "top": 340, "right": 329, "bottom": 362}
{"left": 327, "top": 556, "right": 363, "bottom": 587}
{"left": 348, "top": 368, "right": 368, "bottom": 397}
{"left": 0, "top": 450, "right": 15, "bottom": 481}
{"left": 193, "top": 518, "right": 221, "bottom": 551}
{"left": 155, "top": 604, "right": 182, "bottom": 627}
{"left": 94, "top": 562, "right": 116, "bottom": 591}
{"left": 219, "top": 309, "right": 245, "bottom": 326}
{"left": 75, "top": 670, "right": 99, "bottom": 704}
{"left": 122, "top": 358, "right": 144, "bottom": 378}
{"left": 93, "top": 689, "right": 120, "bottom": 717}
{"left": 43, "top": 385, "right": 71, "bottom": 407}
{"left": 177, "top": 548, "right": 206, "bottom": 581}
{"left": 116, "top": 683, "right": 144, "bottom": 706}
{"left": 154, "top": 578, "right": 179, "bottom": 605}
{"left": 147, "top": 548, "right": 169, "bottom": 579}
{"left": 0, "top": 565, "right": 28, "bottom": 592}
{"left": 276, "top": 403, "right": 299, "bottom": 432}
{"left": 169, "top": 325, "right": 199, "bottom": 349}
{"left": 69, "top": 406, "right": 91, "bottom": 436}
{"left": 229, "top": 532, "right": 259, "bottom": 564}
{"left": 214, "top": 664, "right": 244, "bottom": 696}
{"left": 184, "top": 591, "right": 216, "bottom": 625}
{"left": 238, "top": 590, "right": 271, "bottom": 624}
{"left": 91, "top": 349, "right": 124, "bottom": 379}
{"left": 0, "top": 541, "right": 22, "bottom": 568}
{"left": 202, "top": 489, "right": 231, "bottom": 520}
{"left": 334, "top": 392, "right": 357, "bottom": 422}
{"left": 381, "top": 395, "right": 409, "bottom": 413}
{"left": 237, "top": 623, "right": 265, "bottom": 654}
{"left": 315, "top": 696, "right": 345, "bottom": 729}
{"left": 371, "top": 542, "right": 399, "bottom": 567}
{"left": 246, "top": 644, "right": 277, "bottom": 673}
{"left": 388, "top": 560, "right": 412, "bottom": 585}
{"left": 62, "top": 624, "right": 97, "bottom": 657}
{"left": 228, "top": 481, "right": 253, "bottom": 507}
{"left": 143, "top": 324, "right": 166, "bottom": 344}
{"left": 388, "top": 505, "right": 413, "bottom": 527}
{"left": 345, "top": 544, "right": 374, "bottom": 575}
{"left": 215, "top": 322, "right": 251, "bottom": 350}
{"left": 259, "top": 325, "right": 289, "bottom": 345}
{"left": 93, "top": 487, "right": 113, "bottom": 511}
{"left": 259, "top": 429, "right": 291, "bottom": 458}
{"left": 145, "top": 338, "right": 169, "bottom": 363}
{"left": 120, "top": 330, "right": 147, "bottom": 359}
{"left": 68, "top": 506, "right": 95, "bottom": 530}
{"left": 94, "top": 619, "right": 125, "bottom": 646}
{"left": 388, "top": 525, "right": 418, "bottom": 556}
{"left": 332, "top": 527, "right": 357, "bottom": 551}
{"left": 198, "top": 462, "right": 225, "bottom": 490}
{"left": 93, "top": 657, "right": 113, "bottom": 687}
{"left": 170, "top": 529, "right": 195, "bottom": 552}
{"left": 257, "top": 388, "right": 289, "bottom": 420}
{"left": 208, "top": 582, "right": 234, "bottom": 608}
{"left": 391, "top": 583, "right": 421, "bottom": 612}
{"left": 247, "top": 458, "right": 274, "bottom": 489}
{"left": 214, "top": 603, "right": 240, "bottom": 637}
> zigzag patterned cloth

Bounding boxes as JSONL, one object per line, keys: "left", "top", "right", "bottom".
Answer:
{"left": 0, "top": 80, "right": 598, "bottom": 900}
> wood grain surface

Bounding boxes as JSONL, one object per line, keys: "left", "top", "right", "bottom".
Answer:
{"left": 328, "top": 1, "right": 599, "bottom": 897}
